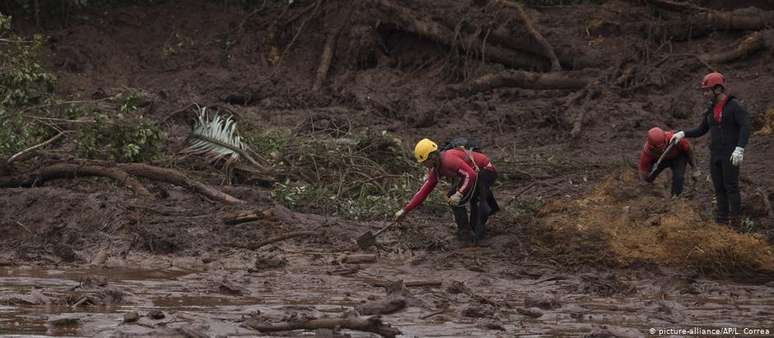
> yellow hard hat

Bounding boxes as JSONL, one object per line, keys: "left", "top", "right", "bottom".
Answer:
{"left": 414, "top": 138, "right": 438, "bottom": 163}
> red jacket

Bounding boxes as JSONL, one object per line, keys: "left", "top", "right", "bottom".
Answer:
{"left": 403, "top": 148, "right": 495, "bottom": 213}
{"left": 638, "top": 130, "right": 692, "bottom": 181}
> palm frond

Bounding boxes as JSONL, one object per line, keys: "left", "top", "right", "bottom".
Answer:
{"left": 182, "top": 105, "right": 260, "bottom": 167}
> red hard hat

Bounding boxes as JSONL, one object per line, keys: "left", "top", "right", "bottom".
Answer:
{"left": 647, "top": 127, "right": 666, "bottom": 148}
{"left": 701, "top": 72, "right": 725, "bottom": 89}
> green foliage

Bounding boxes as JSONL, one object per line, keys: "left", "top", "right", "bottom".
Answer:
{"left": 118, "top": 90, "right": 144, "bottom": 114}
{"left": 256, "top": 129, "right": 426, "bottom": 220}
{"left": 0, "top": 15, "right": 55, "bottom": 107}
{"left": 0, "top": 109, "right": 55, "bottom": 158}
{"left": 76, "top": 114, "right": 165, "bottom": 162}
{"left": 0, "top": 14, "right": 56, "bottom": 159}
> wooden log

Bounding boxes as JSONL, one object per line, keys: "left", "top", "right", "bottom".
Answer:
{"left": 119, "top": 163, "right": 245, "bottom": 204}
{"left": 699, "top": 30, "right": 768, "bottom": 64}
{"left": 373, "top": 0, "right": 548, "bottom": 70}
{"left": 223, "top": 211, "right": 261, "bottom": 225}
{"left": 244, "top": 316, "right": 401, "bottom": 338}
{"left": 448, "top": 70, "right": 592, "bottom": 95}
{"left": 0, "top": 162, "right": 151, "bottom": 197}
{"left": 342, "top": 254, "right": 377, "bottom": 264}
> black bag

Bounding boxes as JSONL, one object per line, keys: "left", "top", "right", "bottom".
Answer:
{"left": 440, "top": 137, "right": 480, "bottom": 152}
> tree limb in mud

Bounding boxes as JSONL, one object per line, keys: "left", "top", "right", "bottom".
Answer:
{"left": 699, "top": 30, "right": 771, "bottom": 65}
{"left": 446, "top": 70, "right": 592, "bottom": 95}
{"left": 497, "top": 0, "right": 561, "bottom": 71}
{"left": 118, "top": 163, "right": 245, "bottom": 205}
{"left": 372, "top": 0, "right": 549, "bottom": 70}
{"left": 0, "top": 163, "right": 152, "bottom": 197}
{"left": 245, "top": 316, "right": 401, "bottom": 338}
{"left": 638, "top": 0, "right": 710, "bottom": 14}
{"left": 234, "top": 230, "right": 319, "bottom": 250}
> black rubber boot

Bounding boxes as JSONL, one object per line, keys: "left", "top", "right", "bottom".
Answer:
{"left": 451, "top": 206, "right": 472, "bottom": 241}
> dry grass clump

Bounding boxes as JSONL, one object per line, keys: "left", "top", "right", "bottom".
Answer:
{"left": 532, "top": 169, "right": 774, "bottom": 274}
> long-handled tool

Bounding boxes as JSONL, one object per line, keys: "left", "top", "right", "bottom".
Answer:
{"left": 648, "top": 139, "right": 677, "bottom": 180}
{"left": 357, "top": 221, "right": 398, "bottom": 250}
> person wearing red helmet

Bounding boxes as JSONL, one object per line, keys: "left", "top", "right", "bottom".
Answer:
{"left": 639, "top": 127, "right": 694, "bottom": 197}
{"left": 670, "top": 72, "right": 751, "bottom": 227}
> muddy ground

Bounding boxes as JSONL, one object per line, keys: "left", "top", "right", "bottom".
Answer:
{"left": 2, "top": 0, "right": 774, "bottom": 336}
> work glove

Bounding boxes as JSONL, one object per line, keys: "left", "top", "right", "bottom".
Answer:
{"left": 730, "top": 147, "right": 744, "bottom": 166}
{"left": 448, "top": 191, "right": 464, "bottom": 206}
{"left": 670, "top": 131, "right": 685, "bottom": 144}
{"left": 394, "top": 209, "right": 405, "bottom": 222}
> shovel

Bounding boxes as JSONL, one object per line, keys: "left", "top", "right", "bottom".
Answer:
{"left": 356, "top": 221, "right": 398, "bottom": 250}
{"left": 648, "top": 139, "right": 677, "bottom": 180}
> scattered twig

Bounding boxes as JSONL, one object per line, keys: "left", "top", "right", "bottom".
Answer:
{"left": 505, "top": 1, "right": 561, "bottom": 71}
{"left": 16, "top": 221, "right": 33, "bottom": 234}
{"left": 420, "top": 309, "right": 447, "bottom": 320}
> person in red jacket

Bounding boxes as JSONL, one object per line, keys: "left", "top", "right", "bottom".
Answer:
{"left": 395, "top": 138, "right": 499, "bottom": 242}
{"left": 639, "top": 127, "right": 694, "bottom": 197}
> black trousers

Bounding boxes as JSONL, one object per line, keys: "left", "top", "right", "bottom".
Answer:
{"left": 650, "top": 153, "right": 688, "bottom": 196}
{"left": 449, "top": 170, "right": 499, "bottom": 241}
{"left": 709, "top": 154, "right": 740, "bottom": 223}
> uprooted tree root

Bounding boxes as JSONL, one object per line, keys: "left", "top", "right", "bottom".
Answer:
{"left": 531, "top": 169, "right": 774, "bottom": 275}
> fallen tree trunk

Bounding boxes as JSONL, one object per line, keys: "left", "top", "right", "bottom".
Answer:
{"left": 245, "top": 316, "right": 401, "bottom": 338}
{"left": 342, "top": 254, "right": 377, "bottom": 264}
{"left": 699, "top": 30, "right": 769, "bottom": 64}
{"left": 373, "top": 0, "right": 548, "bottom": 70}
{"left": 0, "top": 163, "right": 151, "bottom": 197}
{"left": 119, "top": 163, "right": 245, "bottom": 205}
{"left": 620, "top": 9, "right": 774, "bottom": 41}
{"left": 447, "top": 70, "right": 593, "bottom": 95}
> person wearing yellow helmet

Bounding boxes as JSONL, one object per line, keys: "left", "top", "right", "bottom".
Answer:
{"left": 395, "top": 138, "right": 499, "bottom": 242}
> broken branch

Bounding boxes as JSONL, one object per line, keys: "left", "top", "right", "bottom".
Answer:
{"left": 119, "top": 163, "right": 245, "bottom": 204}
{"left": 6, "top": 131, "right": 66, "bottom": 165}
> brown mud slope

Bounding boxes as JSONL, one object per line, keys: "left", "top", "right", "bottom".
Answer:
{"left": 2, "top": 0, "right": 774, "bottom": 336}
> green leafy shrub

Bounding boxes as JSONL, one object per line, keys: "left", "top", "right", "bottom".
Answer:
{"left": 77, "top": 114, "right": 165, "bottom": 162}
{"left": 0, "top": 16, "right": 54, "bottom": 107}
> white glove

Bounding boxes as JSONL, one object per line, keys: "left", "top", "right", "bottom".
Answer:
{"left": 670, "top": 131, "right": 685, "bottom": 144}
{"left": 448, "top": 191, "right": 463, "bottom": 206}
{"left": 394, "top": 209, "right": 405, "bottom": 222}
{"left": 730, "top": 147, "right": 744, "bottom": 166}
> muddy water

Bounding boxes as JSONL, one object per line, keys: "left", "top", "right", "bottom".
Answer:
{"left": 1, "top": 249, "right": 773, "bottom": 338}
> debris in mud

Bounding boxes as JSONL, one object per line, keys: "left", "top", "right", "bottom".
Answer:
{"left": 341, "top": 254, "right": 377, "bottom": 264}
{"left": 535, "top": 170, "right": 774, "bottom": 274}
{"left": 123, "top": 311, "right": 140, "bottom": 323}
{"left": 477, "top": 320, "right": 507, "bottom": 331}
{"left": 517, "top": 307, "right": 544, "bottom": 318}
{"left": 355, "top": 297, "right": 407, "bottom": 315}
{"left": 48, "top": 316, "right": 80, "bottom": 327}
{"left": 524, "top": 292, "right": 560, "bottom": 310}
{"left": 251, "top": 251, "right": 288, "bottom": 271}
{"left": 147, "top": 310, "right": 165, "bottom": 320}
{"left": 578, "top": 272, "right": 635, "bottom": 297}
{"left": 244, "top": 315, "right": 401, "bottom": 338}
{"left": 461, "top": 304, "right": 495, "bottom": 318}
{"left": 0, "top": 288, "right": 51, "bottom": 305}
